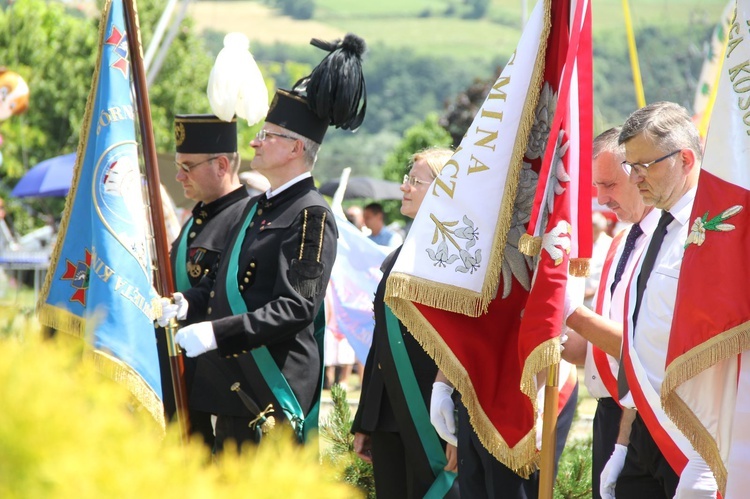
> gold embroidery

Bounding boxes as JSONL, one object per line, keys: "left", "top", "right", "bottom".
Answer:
{"left": 299, "top": 209, "right": 308, "bottom": 260}
{"left": 174, "top": 122, "right": 185, "bottom": 147}
{"left": 316, "top": 212, "right": 326, "bottom": 263}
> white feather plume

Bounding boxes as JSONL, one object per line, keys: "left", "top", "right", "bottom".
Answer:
{"left": 207, "top": 32, "right": 269, "bottom": 124}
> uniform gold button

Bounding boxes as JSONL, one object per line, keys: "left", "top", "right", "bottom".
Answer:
{"left": 239, "top": 285, "right": 244, "bottom": 291}
{"left": 207, "top": 307, "right": 212, "bottom": 314}
{"left": 195, "top": 218, "right": 203, "bottom": 225}
{"left": 245, "top": 271, "right": 252, "bottom": 276}
{"left": 204, "top": 269, "right": 209, "bottom": 274}
{"left": 233, "top": 354, "right": 239, "bottom": 358}
{"left": 189, "top": 232, "right": 196, "bottom": 238}
{"left": 378, "top": 363, "right": 382, "bottom": 369}
{"left": 209, "top": 291, "right": 215, "bottom": 298}
{"left": 244, "top": 277, "right": 249, "bottom": 283}
{"left": 257, "top": 209, "right": 263, "bottom": 215}
{"left": 250, "top": 222, "right": 254, "bottom": 228}
{"left": 250, "top": 262, "right": 256, "bottom": 268}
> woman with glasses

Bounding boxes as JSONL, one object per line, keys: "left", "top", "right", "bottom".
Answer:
{"left": 353, "top": 147, "right": 459, "bottom": 499}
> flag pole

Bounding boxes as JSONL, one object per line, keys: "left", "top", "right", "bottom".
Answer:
{"left": 122, "top": 0, "right": 191, "bottom": 442}
{"left": 538, "top": 363, "right": 559, "bottom": 499}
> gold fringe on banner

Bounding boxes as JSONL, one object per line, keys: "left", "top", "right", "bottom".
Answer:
{"left": 386, "top": 296, "right": 541, "bottom": 476}
{"left": 518, "top": 233, "right": 542, "bottom": 256}
{"left": 661, "top": 320, "right": 750, "bottom": 497}
{"left": 88, "top": 349, "right": 166, "bottom": 430}
{"left": 37, "top": 304, "right": 86, "bottom": 338}
{"left": 568, "top": 257, "right": 590, "bottom": 277}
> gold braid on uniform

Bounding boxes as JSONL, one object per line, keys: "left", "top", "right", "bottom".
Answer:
{"left": 289, "top": 207, "right": 328, "bottom": 298}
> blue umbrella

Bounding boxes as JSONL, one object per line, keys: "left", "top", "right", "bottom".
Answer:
{"left": 11, "top": 153, "right": 76, "bottom": 198}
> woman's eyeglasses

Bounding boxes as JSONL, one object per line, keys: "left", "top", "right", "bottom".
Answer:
{"left": 403, "top": 174, "right": 430, "bottom": 187}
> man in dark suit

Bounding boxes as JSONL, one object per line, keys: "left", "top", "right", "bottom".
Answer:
{"left": 158, "top": 34, "right": 367, "bottom": 450}
{"left": 156, "top": 114, "right": 249, "bottom": 448}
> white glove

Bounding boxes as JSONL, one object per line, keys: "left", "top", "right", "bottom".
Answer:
{"left": 155, "top": 292, "right": 189, "bottom": 327}
{"left": 430, "top": 381, "right": 458, "bottom": 446}
{"left": 175, "top": 321, "right": 217, "bottom": 357}
{"left": 559, "top": 329, "right": 569, "bottom": 352}
{"left": 564, "top": 275, "right": 585, "bottom": 321}
{"left": 600, "top": 443, "right": 627, "bottom": 499}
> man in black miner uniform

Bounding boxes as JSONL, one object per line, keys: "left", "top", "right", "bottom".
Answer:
{"left": 156, "top": 114, "right": 249, "bottom": 448}
{"left": 158, "top": 33, "right": 367, "bottom": 450}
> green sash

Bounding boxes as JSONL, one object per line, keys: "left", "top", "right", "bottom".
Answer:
{"left": 174, "top": 217, "right": 194, "bottom": 292}
{"left": 225, "top": 202, "right": 324, "bottom": 443}
{"left": 384, "top": 305, "right": 457, "bottom": 498}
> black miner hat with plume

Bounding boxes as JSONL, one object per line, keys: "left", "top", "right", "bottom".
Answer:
{"left": 265, "top": 33, "right": 367, "bottom": 144}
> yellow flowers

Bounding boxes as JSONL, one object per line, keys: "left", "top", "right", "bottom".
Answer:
{"left": 0, "top": 314, "right": 360, "bottom": 499}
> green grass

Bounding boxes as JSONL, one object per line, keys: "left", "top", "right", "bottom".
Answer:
{"left": 325, "top": 17, "right": 523, "bottom": 60}
{"left": 312, "top": 0, "right": 730, "bottom": 61}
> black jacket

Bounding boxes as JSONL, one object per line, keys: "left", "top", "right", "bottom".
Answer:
{"left": 184, "top": 177, "right": 337, "bottom": 419}
{"left": 352, "top": 247, "right": 439, "bottom": 433}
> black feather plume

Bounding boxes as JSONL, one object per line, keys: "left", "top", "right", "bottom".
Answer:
{"left": 298, "top": 33, "right": 368, "bottom": 131}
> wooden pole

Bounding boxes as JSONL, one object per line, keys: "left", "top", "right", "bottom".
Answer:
{"left": 538, "top": 363, "right": 559, "bottom": 499}
{"left": 122, "top": 0, "right": 191, "bottom": 443}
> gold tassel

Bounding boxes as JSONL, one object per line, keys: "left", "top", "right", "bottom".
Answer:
{"left": 518, "top": 233, "right": 542, "bottom": 256}
{"left": 568, "top": 258, "right": 590, "bottom": 277}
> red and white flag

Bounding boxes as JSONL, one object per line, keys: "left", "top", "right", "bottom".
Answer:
{"left": 663, "top": 1, "right": 750, "bottom": 495}
{"left": 385, "top": 0, "right": 592, "bottom": 474}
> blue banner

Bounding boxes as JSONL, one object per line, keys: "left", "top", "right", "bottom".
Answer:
{"left": 38, "top": 0, "right": 163, "bottom": 426}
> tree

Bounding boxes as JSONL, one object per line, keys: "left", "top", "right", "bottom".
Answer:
{"left": 0, "top": 0, "right": 214, "bottom": 231}
{"left": 439, "top": 69, "right": 502, "bottom": 147}
{"left": 380, "top": 113, "right": 452, "bottom": 225}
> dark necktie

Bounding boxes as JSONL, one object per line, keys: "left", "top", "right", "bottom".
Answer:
{"left": 617, "top": 210, "right": 674, "bottom": 399}
{"left": 610, "top": 223, "right": 644, "bottom": 295}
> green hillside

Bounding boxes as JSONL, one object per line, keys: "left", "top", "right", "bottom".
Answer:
{"left": 190, "top": 0, "right": 729, "bottom": 62}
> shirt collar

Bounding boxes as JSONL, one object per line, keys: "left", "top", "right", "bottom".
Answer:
{"left": 266, "top": 171, "right": 312, "bottom": 199}
{"left": 637, "top": 207, "right": 660, "bottom": 237}
{"left": 666, "top": 187, "right": 697, "bottom": 226}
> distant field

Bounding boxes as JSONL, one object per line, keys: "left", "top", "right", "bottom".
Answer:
{"left": 189, "top": 0, "right": 730, "bottom": 62}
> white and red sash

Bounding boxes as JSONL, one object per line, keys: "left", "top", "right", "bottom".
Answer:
{"left": 588, "top": 229, "right": 625, "bottom": 401}
{"left": 621, "top": 261, "right": 690, "bottom": 474}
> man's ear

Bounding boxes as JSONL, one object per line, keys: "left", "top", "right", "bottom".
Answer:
{"left": 216, "top": 155, "right": 231, "bottom": 175}
{"left": 680, "top": 148, "right": 698, "bottom": 173}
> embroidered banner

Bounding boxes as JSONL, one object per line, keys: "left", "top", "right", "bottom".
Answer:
{"left": 38, "top": 0, "right": 163, "bottom": 426}
{"left": 386, "top": 0, "right": 592, "bottom": 473}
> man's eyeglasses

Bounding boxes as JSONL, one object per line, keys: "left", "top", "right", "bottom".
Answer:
{"left": 255, "top": 129, "right": 299, "bottom": 143}
{"left": 403, "top": 174, "right": 431, "bottom": 187}
{"left": 621, "top": 150, "right": 681, "bottom": 176}
{"left": 174, "top": 156, "right": 219, "bottom": 174}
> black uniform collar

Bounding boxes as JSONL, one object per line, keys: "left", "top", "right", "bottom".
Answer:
{"left": 257, "top": 177, "right": 316, "bottom": 211}
{"left": 192, "top": 186, "right": 249, "bottom": 222}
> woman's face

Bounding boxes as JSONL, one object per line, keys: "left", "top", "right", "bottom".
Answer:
{"left": 400, "top": 159, "right": 434, "bottom": 219}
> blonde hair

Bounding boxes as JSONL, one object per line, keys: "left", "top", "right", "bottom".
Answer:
{"left": 410, "top": 146, "right": 454, "bottom": 179}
